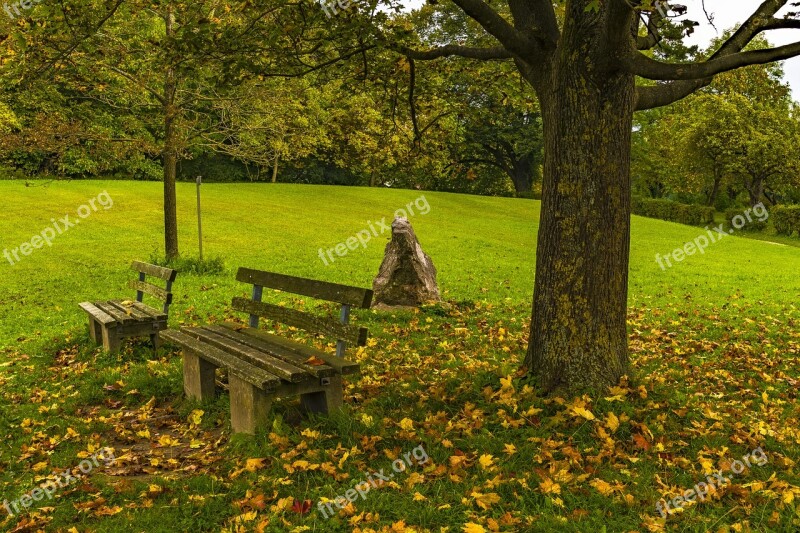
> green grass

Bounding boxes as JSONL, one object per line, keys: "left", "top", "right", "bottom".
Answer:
{"left": 0, "top": 181, "right": 799, "bottom": 532}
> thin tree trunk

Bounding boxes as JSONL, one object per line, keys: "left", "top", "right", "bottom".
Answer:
{"left": 162, "top": 8, "right": 179, "bottom": 260}
{"left": 707, "top": 168, "right": 722, "bottom": 207}
{"left": 523, "top": 35, "right": 634, "bottom": 392}
{"left": 271, "top": 155, "right": 279, "bottom": 183}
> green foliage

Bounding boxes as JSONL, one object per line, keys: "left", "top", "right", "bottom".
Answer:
{"left": 177, "top": 153, "right": 250, "bottom": 183}
{"left": 724, "top": 207, "right": 769, "bottom": 232}
{"left": 771, "top": 205, "right": 800, "bottom": 237}
{"left": 632, "top": 197, "right": 715, "bottom": 226}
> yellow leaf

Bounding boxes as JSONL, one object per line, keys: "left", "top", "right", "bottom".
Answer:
{"left": 188, "top": 409, "right": 204, "bottom": 426}
{"left": 399, "top": 418, "right": 414, "bottom": 431}
{"left": 301, "top": 428, "right": 320, "bottom": 439}
{"left": 605, "top": 412, "right": 620, "bottom": 432}
{"left": 571, "top": 406, "right": 595, "bottom": 420}
{"left": 539, "top": 478, "right": 561, "bottom": 494}
{"left": 590, "top": 478, "right": 615, "bottom": 496}
{"left": 479, "top": 454, "right": 495, "bottom": 470}
{"left": 246, "top": 458, "right": 267, "bottom": 472}
{"left": 413, "top": 491, "right": 427, "bottom": 501}
{"left": 503, "top": 444, "right": 517, "bottom": 456}
{"left": 158, "top": 435, "right": 180, "bottom": 447}
{"left": 462, "top": 523, "right": 486, "bottom": 533}
{"left": 338, "top": 452, "right": 349, "bottom": 469}
{"left": 471, "top": 491, "right": 501, "bottom": 510}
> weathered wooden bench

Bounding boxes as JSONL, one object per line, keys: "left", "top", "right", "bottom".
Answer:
{"left": 160, "top": 267, "right": 373, "bottom": 434}
{"left": 79, "top": 261, "right": 177, "bottom": 352}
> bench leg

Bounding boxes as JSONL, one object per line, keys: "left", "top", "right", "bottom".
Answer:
{"left": 87, "top": 318, "right": 101, "bottom": 344}
{"left": 229, "top": 375, "right": 272, "bottom": 434}
{"left": 101, "top": 325, "right": 121, "bottom": 353}
{"left": 150, "top": 333, "right": 162, "bottom": 352}
{"left": 183, "top": 351, "right": 217, "bottom": 401}
{"left": 301, "top": 375, "right": 344, "bottom": 414}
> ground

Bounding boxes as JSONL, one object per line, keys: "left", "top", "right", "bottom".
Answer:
{"left": 0, "top": 181, "right": 799, "bottom": 532}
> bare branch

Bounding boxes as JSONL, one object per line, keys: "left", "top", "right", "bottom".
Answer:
{"left": 399, "top": 45, "right": 512, "bottom": 61}
{"left": 634, "top": 0, "right": 797, "bottom": 108}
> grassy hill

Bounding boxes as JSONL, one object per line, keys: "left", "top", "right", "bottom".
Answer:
{"left": 1, "top": 181, "right": 799, "bottom": 532}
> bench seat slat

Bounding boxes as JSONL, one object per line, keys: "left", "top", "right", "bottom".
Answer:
{"left": 126, "top": 301, "right": 167, "bottom": 320}
{"left": 236, "top": 267, "right": 373, "bottom": 308}
{"left": 227, "top": 326, "right": 361, "bottom": 376}
{"left": 231, "top": 297, "right": 368, "bottom": 346}
{"left": 131, "top": 261, "right": 178, "bottom": 282}
{"left": 180, "top": 327, "right": 311, "bottom": 383}
{"left": 78, "top": 302, "right": 117, "bottom": 325}
{"left": 94, "top": 301, "right": 136, "bottom": 324}
{"left": 207, "top": 324, "right": 338, "bottom": 378}
{"left": 161, "top": 330, "right": 280, "bottom": 391}
{"left": 106, "top": 300, "right": 151, "bottom": 321}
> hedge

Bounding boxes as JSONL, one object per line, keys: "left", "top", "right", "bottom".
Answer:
{"left": 724, "top": 206, "right": 769, "bottom": 232}
{"left": 632, "top": 197, "right": 715, "bottom": 226}
{"left": 772, "top": 205, "right": 800, "bottom": 237}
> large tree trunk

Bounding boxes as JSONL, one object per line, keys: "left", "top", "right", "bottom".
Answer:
{"left": 744, "top": 176, "right": 765, "bottom": 207}
{"left": 509, "top": 156, "right": 533, "bottom": 196}
{"left": 523, "top": 21, "right": 634, "bottom": 392}
{"left": 162, "top": 9, "right": 179, "bottom": 260}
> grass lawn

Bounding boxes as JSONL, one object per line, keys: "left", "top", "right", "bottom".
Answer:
{"left": 0, "top": 180, "right": 799, "bottom": 532}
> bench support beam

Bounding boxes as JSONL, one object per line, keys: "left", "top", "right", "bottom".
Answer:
{"left": 300, "top": 375, "right": 344, "bottom": 414}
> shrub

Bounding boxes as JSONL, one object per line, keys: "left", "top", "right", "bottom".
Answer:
{"left": 632, "top": 198, "right": 715, "bottom": 226}
{"left": 772, "top": 205, "right": 800, "bottom": 237}
{"left": 724, "top": 206, "right": 769, "bottom": 232}
{"left": 148, "top": 253, "right": 226, "bottom": 276}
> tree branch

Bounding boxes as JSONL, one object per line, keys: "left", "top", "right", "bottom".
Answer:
{"left": 450, "top": 0, "right": 533, "bottom": 58}
{"left": 635, "top": 79, "right": 711, "bottom": 110}
{"left": 508, "top": 0, "right": 559, "bottom": 48}
{"left": 625, "top": 40, "right": 800, "bottom": 80}
{"left": 635, "top": 1, "right": 667, "bottom": 50}
{"left": 635, "top": 0, "right": 796, "bottom": 109}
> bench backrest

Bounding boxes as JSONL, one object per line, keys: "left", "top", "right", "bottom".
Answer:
{"left": 128, "top": 261, "right": 178, "bottom": 315}
{"left": 232, "top": 267, "right": 373, "bottom": 356}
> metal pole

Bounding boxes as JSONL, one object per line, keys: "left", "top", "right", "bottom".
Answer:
{"left": 196, "top": 176, "right": 203, "bottom": 261}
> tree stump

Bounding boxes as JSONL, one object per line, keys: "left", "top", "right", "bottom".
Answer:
{"left": 372, "top": 217, "right": 440, "bottom": 309}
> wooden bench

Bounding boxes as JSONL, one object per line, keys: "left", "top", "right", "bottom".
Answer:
{"left": 160, "top": 267, "right": 373, "bottom": 434}
{"left": 79, "top": 261, "right": 177, "bottom": 353}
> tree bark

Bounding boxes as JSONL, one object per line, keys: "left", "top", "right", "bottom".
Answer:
{"left": 744, "top": 175, "right": 765, "bottom": 207}
{"left": 523, "top": 18, "right": 634, "bottom": 392}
